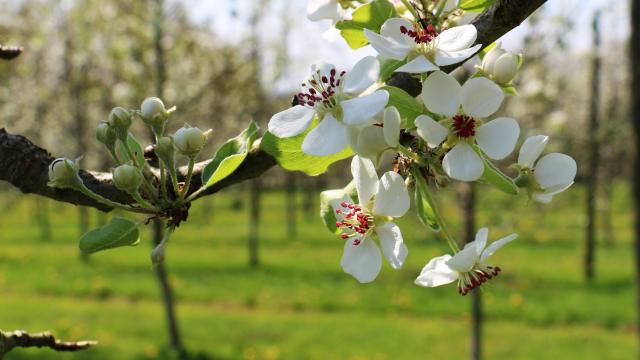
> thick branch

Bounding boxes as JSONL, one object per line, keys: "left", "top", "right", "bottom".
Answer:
{"left": 0, "top": 330, "right": 97, "bottom": 357}
{"left": 0, "top": 0, "right": 546, "bottom": 210}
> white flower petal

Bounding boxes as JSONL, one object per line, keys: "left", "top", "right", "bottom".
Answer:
{"left": 395, "top": 56, "right": 439, "bottom": 73}
{"left": 330, "top": 194, "right": 354, "bottom": 223}
{"left": 435, "top": 24, "right": 477, "bottom": 52}
{"left": 461, "top": 77, "right": 504, "bottom": 118}
{"left": 342, "top": 90, "right": 389, "bottom": 126}
{"left": 380, "top": 17, "right": 415, "bottom": 46}
{"left": 481, "top": 43, "right": 506, "bottom": 74}
{"left": 518, "top": 135, "right": 549, "bottom": 168}
{"left": 414, "top": 254, "right": 458, "bottom": 287}
{"left": 475, "top": 117, "right": 520, "bottom": 160}
{"left": 355, "top": 125, "right": 388, "bottom": 159}
{"left": 342, "top": 56, "right": 380, "bottom": 95}
{"left": 268, "top": 106, "right": 316, "bottom": 138}
{"left": 534, "top": 153, "right": 577, "bottom": 190}
{"left": 301, "top": 114, "right": 349, "bottom": 156}
{"left": 532, "top": 193, "right": 553, "bottom": 204}
{"left": 341, "top": 236, "right": 382, "bottom": 283}
{"left": 376, "top": 222, "right": 407, "bottom": 270}
{"left": 364, "top": 29, "right": 411, "bottom": 60}
{"left": 415, "top": 115, "right": 448, "bottom": 148}
{"left": 442, "top": 142, "right": 484, "bottom": 181}
{"left": 434, "top": 44, "right": 482, "bottom": 66}
{"left": 421, "top": 71, "right": 462, "bottom": 117}
{"left": 307, "top": 0, "right": 339, "bottom": 21}
{"left": 481, "top": 233, "right": 517, "bottom": 262}
{"left": 446, "top": 243, "right": 479, "bottom": 273}
{"left": 471, "top": 227, "right": 488, "bottom": 255}
{"left": 373, "top": 172, "right": 410, "bottom": 217}
{"left": 383, "top": 106, "right": 401, "bottom": 147}
{"left": 351, "top": 155, "right": 379, "bottom": 204}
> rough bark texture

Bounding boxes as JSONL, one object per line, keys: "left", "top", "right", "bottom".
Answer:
{"left": 631, "top": 0, "right": 640, "bottom": 356}
{"left": 0, "top": 330, "right": 96, "bottom": 358}
{"left": 0, "top": 0, "right": 547, "bottom": 212}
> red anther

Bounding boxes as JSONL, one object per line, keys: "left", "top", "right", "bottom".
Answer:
{"left": 345, "top": 213, "right": 353, "bottom": 219}
{"left": 336, "top": 79, "right": 341, "bottom": 86}
{"left": 322, "top": 76, "right": 328, "bottom": 83}
{"left": 309, "top": 88, "right": 316, "bottom": 95}
{"left": 310, "top": 79, "right": 317, "bottom": 85}
{"left": 400, "top": 25, "right": 408, "bottom": 33}
{"left": 340, "top": 202, "right": 348, "bottom": 207}
{"left": 353, "top": 239, "right": 361, "bottom": 246}
{"left": 341, "top": 233, "right": 349, "bottom": 239}
{"left": 336, "top": 221, "right": 342, "bottom": 227}
{"left": 452, "top": 115, "right": 476, "bottom": 138}
{"left": 335, "top": 209, "right": 343, "bottom": 214}
{"left": 307, "top": 101, "right": 314, "bottom": 106}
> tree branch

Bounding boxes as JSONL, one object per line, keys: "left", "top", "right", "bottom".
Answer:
{"left": 0, "top": 0, "right": 546, "bottom": 211}
{"left": 0, "top": 330, "right": 97, "bottom": 357}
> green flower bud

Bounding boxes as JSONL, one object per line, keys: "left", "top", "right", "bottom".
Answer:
{"left": 96, "top": 122, "right": 117, "bottom": 149}
{"left": 492, "top": 53, "right": 520, "bottom": 84}
{"left": 108, "top": 107, "right": 132, "bottom": 141}
{"left": 155, "top": 136, "right": 175, "bottom": 169}
{"left": 481, "top": 44, "right": 506, "bottom": 74}
{"left": 173, "top": 126, "right": 207, "bottom": 157}
{"left": 48, "top": 157, "right": 82, "bottom": 189}
{"left": 112, "top": 164, "right": 143, "bottom": 192}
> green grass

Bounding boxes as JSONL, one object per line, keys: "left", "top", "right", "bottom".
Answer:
{"left": 0, "top": 183, "right": 636, "bottom": 359}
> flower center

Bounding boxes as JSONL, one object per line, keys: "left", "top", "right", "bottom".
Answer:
{"left": 452, "top": 115, "right": 476, "bottom": 138}
{"left": 400, "top": 23, "right": 438, "bottom": 44}
{"left": 297, "top": 67, "right": 347, "bottom": 111}
{"left": 457, "top": 264, "right": 502, "bottom": 296}
{"left": 335, "top": 201, "right": 374, "bottom": 245}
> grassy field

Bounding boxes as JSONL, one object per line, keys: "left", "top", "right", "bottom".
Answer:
{"left": 0, "top": 182, "right": 636, "bottom": 359}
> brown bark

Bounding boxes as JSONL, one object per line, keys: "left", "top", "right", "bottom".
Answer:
{"left": 0, "top": 330, "right": 96, "bottom": 358}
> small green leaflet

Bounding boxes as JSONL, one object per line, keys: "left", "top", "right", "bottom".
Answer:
{"left": 379, "top": 58, "right": 406, "bottom": 82}
{"left": 261, "top": 122, "right": 352, "bottom": 176}
{"left": 335, "top": 0, "right": 396, "bottom": 49}
{"left": 201, "top": 121, "right": 259, "bottom": 188}
{"left": 412, "top": 171, "right": 441, "bottom": 232}
{"left": 473, "top": 146, "right": 519, "bottom": 195}
{"left": 319, "top": 180, "right": 358, "bottom": 234}
{"left": 115, "top": 133, "right": 146, "bottom": 165}
{"left": 459, "top": 0, "right": 497, "bottom": 12}
{"left": 382, "top": 86, "right": 423, "bottom": 129}
{"left": 79, "top": 217, "right": 140, "bottom": 254}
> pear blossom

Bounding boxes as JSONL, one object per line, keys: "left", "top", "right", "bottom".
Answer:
{"left": 364, "top": 18, "right": 481, "bottom": 73}
{"left": 415, "top": 71, "right": 520, "bottom": 181}
{"left": 517, "top": 135, "right": 577, "bottom": 203}
{"left": 332, "top": 156, "right": 410, "bottom": 283}
{"left": 349, "top": 106, "right": 401, "bottom": 159}
{"left": 415, "top": 228, "right": 517, "bottom": 295}
{"left": 268, "top": 56, "right": 389, "bottom": 156}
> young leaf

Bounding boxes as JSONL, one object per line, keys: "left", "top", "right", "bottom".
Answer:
{"left": 335, "top": 0, "right": 396, "bottom": 49}
{"left": 261, "top": 122, "right": 352, "bottom": 176}
{"left": 319, "top": 180, "right": 358, "bottom": 234}
{"left": 115, "top": 133, "right": 146, "bottom": 166}
{"left": 474, "top": 146, "right": 519, "bottom": 195}
{"left": 459, "top": 0, "right": 497, "bottom": 12}
{"left": 413, "top": 172, "right": 441, "bottom": 232}
{"left": 201, "top": 121, "right": 260, "bottom": 188}
{"left": 79, "top": 217, "right": 140, "bottom": 255}
{"left": 382, "top": 86, "right": 423, "bottom": 128}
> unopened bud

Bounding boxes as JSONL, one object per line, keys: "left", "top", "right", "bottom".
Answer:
{"left": 112, "top": 164, "right": 143, "bottom": 192}
{"left": 96, "top": 122, "right": 116, "bottom": 149}
{"left": 140, "top": 97, "right": 170, "bottom": 136}
{"left": 481, "top": 44, "right": 506, "bottom": 74}
{"left": 150, "top": 242, "right": 166, "bottom": 266}
{"left": 492, "top": 53, "right": 520, "bottom": 84}
{"left": 48, "top": 158, "right": 82, "bottom": 189}
{"left": 108, "top": 107, "right": 132, "bottom": 141}
{"left": 173, "top": 126, "right": 207, "bottom": 157}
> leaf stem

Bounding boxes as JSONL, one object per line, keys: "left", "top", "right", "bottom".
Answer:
{"left": 179, "top": 157, "right": 195, "bottom": 201}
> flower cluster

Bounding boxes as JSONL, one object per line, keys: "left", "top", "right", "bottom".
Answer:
{"left": 265, "top": 0, "right": 578, "bottom": 294}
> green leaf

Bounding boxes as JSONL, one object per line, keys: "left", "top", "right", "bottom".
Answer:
{"left": 202, "top": 121, "right": 260, "bottom": 188}
{"left": 261, "top": 123, "right": 353, "bottom": 176}
{"left": 79, "top": 217, "right": 140, "bottom": 255}
{"left": 413, "top": 173, "right": 441, "bottom": 232}
{"left": 379, "top": 58, "right": 406, "bottom": 82}
{"left": 382, "top": 86, "right": 423, "bottom": 128}
{"left": 501, "top": 84, "right": 518, "bottom": 96}
{"left": 319, "top": 180, "right": 358, "bottom": 234}
{"left": 473, "top": 146, "right": 519, "bottom": 195}
{"left": 459, "top": 0, "right": 497, "bottom": 12}
{"left": 335, "top": 0, "right": 396, "bottom": 49}
{"left": 115, "top": 133, "right": 146, "bottom": 166}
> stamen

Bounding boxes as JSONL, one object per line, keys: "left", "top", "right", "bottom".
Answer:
{"left": 335, "top": 201, "right": 374, "bottom": 242}
{"left": 452, "top": 115, "right": 476, "bottom": 138}
{"left": 401, "top": 23, "right": 439, "bottom": 44}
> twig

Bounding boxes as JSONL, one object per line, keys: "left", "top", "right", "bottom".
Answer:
{"left": 0, "top": 329, "right": 97, "bottom": 358}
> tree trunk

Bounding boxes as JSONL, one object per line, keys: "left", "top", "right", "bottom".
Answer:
{"left": 585, "top": 11, "right": 601, "bottom": 282}
{"left": 630, "top": 0, "right": 640, "bottom": 356}
{"left": 285, "top": 172, "right": 297, "bottom": 237}
{"left": 460, "top": 183, "right": 481, "bottom": 360}
{"left": 249, "top": 178, "right": 261, "bottom": 268}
